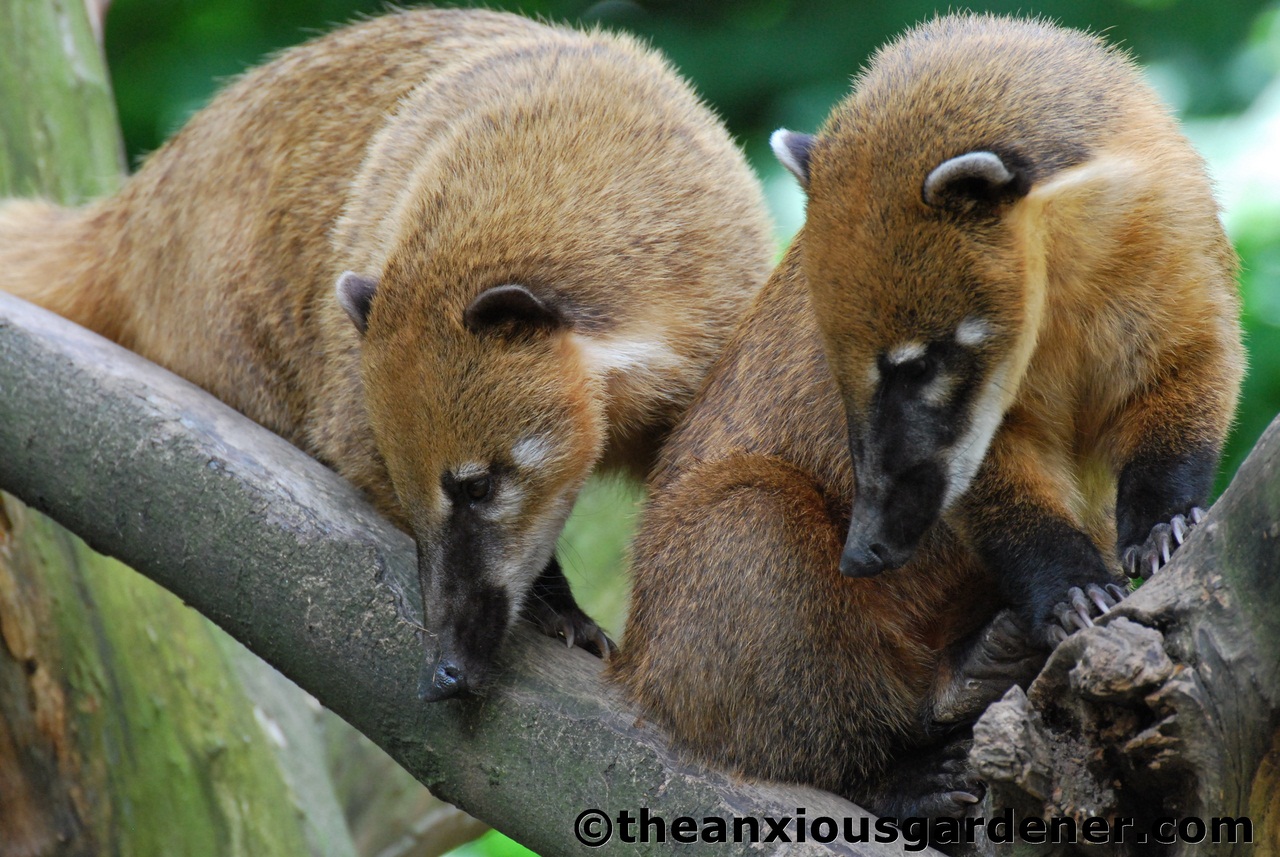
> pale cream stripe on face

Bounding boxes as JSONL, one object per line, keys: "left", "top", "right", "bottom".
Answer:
{"left": 571, "top": 332, "right": 681, "bottom": 377}
{"left": 942, "top": 359, "right": 1010, "bottom": 510}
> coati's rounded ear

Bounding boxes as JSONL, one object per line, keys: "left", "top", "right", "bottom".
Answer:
{"left": 771, "top": 129, "right": 815, "bottom": 187}
{"left": 336, "top": 271, "right": 378, "bottom": 335}
{"left": 464, "top": 284, "right": 564, "bottom": 335}
{"left": 923, "top": 151, "right": 1026, "bottom": 210}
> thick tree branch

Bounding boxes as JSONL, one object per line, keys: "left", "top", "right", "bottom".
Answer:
{"left": 0, "top": 291, "right": 905, "bottom": 856}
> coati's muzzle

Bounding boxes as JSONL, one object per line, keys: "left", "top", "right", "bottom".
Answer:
{"left": 840, "top": 456, "right": 948, "bottom": 578}
{"left": 416, "top": 541, "right": 512, "bottom": 702}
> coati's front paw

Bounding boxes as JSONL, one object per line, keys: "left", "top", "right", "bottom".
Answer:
{"left": 1121, "top": 507, "right": 1204, "bottom": 580}
{"left": 524, "top": 598, "right": 615, "bottom": 659}
{"left": 1043, "top": 583, "right": 1126, "bottom": 647}
{"left": 524, "top": 559, "right": 615, "bottom": 658}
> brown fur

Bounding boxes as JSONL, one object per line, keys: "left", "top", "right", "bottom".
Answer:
{"left": 611, "top": 248, "right": 997, "bottom": 805}
{"left": 613, "top": 13, "right": 1243, "bottom": 811}
{"left": 0, "top": 9, "right": 772, "bottom": 669}
{"left": 801, "top": 15, "right": 1242, "bottom": 569}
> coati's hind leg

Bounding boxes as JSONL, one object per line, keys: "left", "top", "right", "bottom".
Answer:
{"left": 927, "top": 609, "right": 1046, "bottom": 728}
{"left": 522, "top": 557, "right": 613, "bottom": 657}
{"left": 862, "top": 737, "right": 981, "bottom": 821}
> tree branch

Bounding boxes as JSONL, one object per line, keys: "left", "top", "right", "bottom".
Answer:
{"left": 0, "top": 290, "right": 906, "bottom": 855}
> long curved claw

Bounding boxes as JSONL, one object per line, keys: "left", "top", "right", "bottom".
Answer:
{"left": 1068, "top": 586, "right": 1095, "bottom": 629}
{"left": 1124, "top": 507, "right": 1208, "bottom": 581}
{"left": 1086, "top": 583, "right": 1115, "bottom": 615}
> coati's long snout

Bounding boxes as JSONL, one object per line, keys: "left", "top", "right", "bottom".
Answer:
{"left": 840, "top": 459, "right": 946, "bottom": 577}
{"left": 417, "top": 538, "right": 511, "bottom": 700}
{"left": 838, "top": 377, "right": 971, "bottom": 577}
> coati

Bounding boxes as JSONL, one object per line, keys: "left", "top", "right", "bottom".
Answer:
{"left": 612, "top": 14, "right": 1242, "bottom": 816}
{"left": 0, "top": 9, "right": 773, "bottom": 699}
{"left": 771, "top": 13, "right": 1243, "bottom": 643}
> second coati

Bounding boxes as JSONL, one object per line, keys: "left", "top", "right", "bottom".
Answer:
{"left": 772, "top": 13, "right": 1243, "bottom": 643}
{"left": 613, "top": 14, "right": 1242, "bottom": 815}
{"left": 0, "top": 9, "right": 773, "bottom": 698}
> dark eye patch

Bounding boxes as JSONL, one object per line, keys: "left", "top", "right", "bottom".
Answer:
{"left": 878, "top": 352, "right": 938, "bottom": 385}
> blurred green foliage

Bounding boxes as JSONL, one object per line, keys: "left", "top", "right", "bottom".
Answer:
{"left": 96, "top": 2, "right": 1279, "bottom": 854}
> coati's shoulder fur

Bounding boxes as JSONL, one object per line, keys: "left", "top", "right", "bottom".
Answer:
{"left": 0, "top": 8, "right": 773, "bottom": 695}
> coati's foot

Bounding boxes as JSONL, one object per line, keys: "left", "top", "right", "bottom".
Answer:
{"left": 929, "top": 610, "right": 1045, "bottom": 727}
{"left": 522, "top": 559, "right": 614, "bottom": 658}
{"left": 1121, "top": 507, "right": 1204, "bottom": 580}
{"left": 865, "top": 738, "right": 982, "bottom": 819}
{"left": 1043, "top": 582, "right": 1126, "bottom": 647}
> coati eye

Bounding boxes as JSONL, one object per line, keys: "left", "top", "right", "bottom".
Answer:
{"left": 460, "top": 475, "right": 493, "bottom": 503}
{"left": 898, "top": 356, "right": 936, "bottom": 384}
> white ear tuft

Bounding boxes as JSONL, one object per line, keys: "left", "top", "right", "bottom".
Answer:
{"left": 771, "top": 128, "right": 815, "bottom": 186}
{"left": 923, "top": 151, "right": 1020, "bottom": 209}
{"left": 336, "top": 271, "right": 379, "bottom": 335}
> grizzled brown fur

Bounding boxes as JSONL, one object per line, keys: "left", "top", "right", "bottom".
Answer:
{"left": 614, "top": 13, "right": 1242, "bottom": 813}
{"left": 0, "top": 9, "right": 772, "bottom": 688}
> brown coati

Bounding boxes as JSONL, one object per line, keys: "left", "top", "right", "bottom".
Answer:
{"left": 0, "top": 9, "right": 773, "bottom": 699}
{"left": 772, "top": 13, "right": 1243, "bottom": 643}
{"left": 612, "top": 14, "right": 1242, "bottom": 816}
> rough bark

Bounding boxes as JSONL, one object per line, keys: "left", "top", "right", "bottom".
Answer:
{"left": 971, "top": 413, "right": 1280, "bottom": 854}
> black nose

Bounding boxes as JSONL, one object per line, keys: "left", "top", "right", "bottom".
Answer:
{"left": 419, "top": 654, "right": 468, "bottom": 702}
{"left": 840, "top": 541, "right": 891, "bottom": 577}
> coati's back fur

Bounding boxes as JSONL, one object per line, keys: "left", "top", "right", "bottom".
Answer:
{"left": 614, "top": 13, "right": 1243, "bottom": 814}
{"left": 0, "top": 9, "right": 773, "bottom": 692}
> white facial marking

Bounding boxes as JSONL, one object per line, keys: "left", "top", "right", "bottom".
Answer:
{"left": 921, "top": 372, "right": 955, "bottom": 407}
{"left": 942, "top": 361, "right": 1011, "bottom": 509}
{"left": 482, "top": 482, "right": 525, "bottom": 523}
{"left": 454, "top": 461, "right": 488, "bottom": 481}
{"left": 887, "top": 341, "right": 927, "bottom": 365}
{"left": 865, "top": 362, "right": 880, "bottom": 387}
{"left": 573, "top": 334, "right": 680, "bottom": 377}
{"left": 955, "top": 316, "right": 992, "bottom": 347}
{"left": 511, "top": 435, "right": 554, "bottom": 470}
